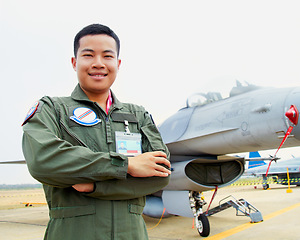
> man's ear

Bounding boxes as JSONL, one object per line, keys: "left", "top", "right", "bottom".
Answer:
{"left": 117, "top": 59, "right": 121, "bottom": 70}
{"left": 71, "top": 57, "right": 77, "bottom": 71}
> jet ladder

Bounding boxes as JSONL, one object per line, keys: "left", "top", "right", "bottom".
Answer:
{"left": 206, "top": 195, "right": 263, "bottom": 223}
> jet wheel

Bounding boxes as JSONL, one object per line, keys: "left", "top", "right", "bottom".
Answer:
{"left": 263, "top": 183, "right": 269, "bottom": 190}
{"left": 197, "top": 214, "right": 210, "bottom": 237}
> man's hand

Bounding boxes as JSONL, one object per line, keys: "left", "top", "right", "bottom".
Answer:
{"left": 127, "top": 151, "right": 171, "bottom": 177}
{"left": 72, "top": 183, "right": 94, "bottom": 192}
{"left": 72, "top": 151, "right": 171, "bottom": 191}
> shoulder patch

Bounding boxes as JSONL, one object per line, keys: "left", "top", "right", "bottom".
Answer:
{"left": 22, "top": 101, "right": 39, "bottom": 126}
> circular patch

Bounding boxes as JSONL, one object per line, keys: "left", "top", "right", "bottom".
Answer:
{"left": 70, "top": 107, "right": 101, "bottom": 126}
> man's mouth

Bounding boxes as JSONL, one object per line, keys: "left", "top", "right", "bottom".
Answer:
{"left": 89, "top": 73, "right": 108, "bottom": 77}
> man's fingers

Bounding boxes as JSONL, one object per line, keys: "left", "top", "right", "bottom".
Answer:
{"left": 72, "top": 183, "right": 94, "bottom": 192}
{"left": 154, "top": 171, "right": 170, "bottom": 177}
{"left": 152, "top": 151, "right": 167, "bottom": 158}
{"left": 155, "top": 164, "right": 171, "bottom": 175}
{"left": 154, "top": 156, "right": 171, "bottom": 168}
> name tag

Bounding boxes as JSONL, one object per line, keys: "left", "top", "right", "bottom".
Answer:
{"left": 115, "top": 131, "right": 142, "bottom": 157}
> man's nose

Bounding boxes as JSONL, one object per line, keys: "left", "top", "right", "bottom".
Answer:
{"left": 92, "top": 57, "right": 105, "bottom": 68}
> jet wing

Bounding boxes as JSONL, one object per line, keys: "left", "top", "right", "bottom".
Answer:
{"left": 0, "top": 160, "right": 26, "bottom": 164}
{"left": 166, "top": 127, "right": 239, "bottom": 157}
{"left": 244, "top": 156, "right": 280, "bottom": 161}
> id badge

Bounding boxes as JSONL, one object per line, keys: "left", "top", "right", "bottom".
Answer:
{"left": 115, "top": 131, "right": 142, "bottom": 157}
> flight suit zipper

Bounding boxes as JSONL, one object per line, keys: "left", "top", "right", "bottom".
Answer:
{"left": 94, "top": 102, "right": 117, "bottom": 145}
{"left": 92, "top": 102, "right": 117, "bottom": 239}
{"left": 111, "top": 201, "right": 115, "bottom": 239}
{"left": 60, "top": 121, "right": 88, "bottom": 147}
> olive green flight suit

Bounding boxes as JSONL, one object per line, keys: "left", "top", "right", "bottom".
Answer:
{"left": 22, "top": 84, "right": 170, "bottom": 240}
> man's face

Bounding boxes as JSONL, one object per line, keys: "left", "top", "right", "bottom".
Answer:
{"left": 71, "top": 34, "right": 121, "bottom": 98}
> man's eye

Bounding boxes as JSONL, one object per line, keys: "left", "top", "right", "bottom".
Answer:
{"left": 83, "top": 54, "right": 93, "bottom": 57}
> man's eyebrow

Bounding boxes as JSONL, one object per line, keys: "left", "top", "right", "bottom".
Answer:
{"left": 80, "top": 48, "right": 116, "bottom": 55}
{"left": 81, "top": 48, "right": 94, "bottom": 53}
{"left": 103, "top": 49, "right": 117, "bottom": 55}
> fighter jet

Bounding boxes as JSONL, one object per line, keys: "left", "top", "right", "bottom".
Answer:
{"left": 244, "top": 152, "right": 300, "bottom": 189}
{"left": 143, "top": 81, "right": 300, "bottom": 237}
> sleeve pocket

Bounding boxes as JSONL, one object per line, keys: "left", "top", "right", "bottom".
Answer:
{"left": 141, "top": 124, "right": 165, "bottom": 151}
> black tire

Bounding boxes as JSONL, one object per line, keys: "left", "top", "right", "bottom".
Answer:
{"left": 263, "top": 183, "right": 269, "bottom": 190}
{"left": 197, "top": 214, "right": 210, "bottom": 237}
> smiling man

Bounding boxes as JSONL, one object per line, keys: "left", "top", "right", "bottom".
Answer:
{"left": 22, "top": 24, "right": 171, "bottom": 240}
{"left": 71, "top": 34, "right": 120, "bottom": 108}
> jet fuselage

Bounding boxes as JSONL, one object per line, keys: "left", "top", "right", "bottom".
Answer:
{"left": 160, "top": 86, "right": 300, "bottom": 158}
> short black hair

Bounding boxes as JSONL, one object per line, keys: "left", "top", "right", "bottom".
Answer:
{"left": 73, "top": 24, "right": 120, "bottom": 58}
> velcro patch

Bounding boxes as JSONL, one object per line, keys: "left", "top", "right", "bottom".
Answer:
{"left": 22, "top": 101, "right": 39, "bottom": 126}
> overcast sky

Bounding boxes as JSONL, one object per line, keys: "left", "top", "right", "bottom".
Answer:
{"left": 1, "top": 0, "right": 300, "bottom": 184}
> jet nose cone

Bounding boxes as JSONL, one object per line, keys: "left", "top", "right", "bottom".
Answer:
{"left": 285, "top": 88, "right": 300, "bottom": 141}
{"left": 285, "top": 105, "right": 299, "bottom": 125}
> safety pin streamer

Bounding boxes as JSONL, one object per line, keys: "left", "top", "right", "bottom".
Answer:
{"left": 266, "top": 126, "right": 294, "bottom": 176}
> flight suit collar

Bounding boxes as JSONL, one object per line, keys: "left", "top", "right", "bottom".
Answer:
{"left": 71, "top": 84, "right": 123, "bottom": 110}
{"left": 71, "top": 84, "right": 91, "bottom": 102}
{"left": 110, "top": 91, "right": 123, "bottom": 109}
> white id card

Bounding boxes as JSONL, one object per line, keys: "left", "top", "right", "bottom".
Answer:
{"left": 115, "top": 131, "right": 142, "bottom": 157}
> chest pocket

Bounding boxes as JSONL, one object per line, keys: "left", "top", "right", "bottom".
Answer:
{"left": 60, "top": 106, "right": 104, "bottom": 152}
{"left": 111, "top": 112, "right": 139, "bottom": 133}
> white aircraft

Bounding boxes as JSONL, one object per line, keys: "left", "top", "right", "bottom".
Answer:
{"left": 244, "top": 152, "right": 300, "bottom": 189}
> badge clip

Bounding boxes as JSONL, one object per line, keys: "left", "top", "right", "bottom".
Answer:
{"left": 124, "top": 120, "right": 130, "bottom": 133}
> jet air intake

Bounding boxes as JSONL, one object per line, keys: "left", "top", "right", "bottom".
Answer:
{"left": 185, "top": 160, "right": 243, "bottom": 186}
{"left": 164, "top": 156, "right": 245, "bottom": 192}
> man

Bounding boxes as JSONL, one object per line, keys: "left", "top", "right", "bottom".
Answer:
{"left": 22, "top": 24, "right": 171, "bottom": 240}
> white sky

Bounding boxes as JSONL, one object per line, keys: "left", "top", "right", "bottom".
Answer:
{"left": 1, "top": 0, "right": 300, "bottom": 184}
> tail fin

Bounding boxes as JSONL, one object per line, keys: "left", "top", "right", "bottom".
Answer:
{"left": 248, "top": 151, "right": 267, "bottom": 169}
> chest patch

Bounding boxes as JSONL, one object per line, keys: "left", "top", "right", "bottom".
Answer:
{"left": 70, "top": 107, "right": 101, "bottom": 126}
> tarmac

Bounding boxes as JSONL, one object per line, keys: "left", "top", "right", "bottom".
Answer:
{"left": 1, "top": 183, "right": 300, "bottom": 240}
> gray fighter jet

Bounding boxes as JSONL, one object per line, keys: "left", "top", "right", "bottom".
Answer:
{"left": 143, "top": 81, "right": 300, "bottom": 237}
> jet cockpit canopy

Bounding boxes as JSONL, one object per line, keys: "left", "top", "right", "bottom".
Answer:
{"left": 186, "top": 81, "right": 260, "bottom": 108}
{"left": 186, "top": 92, "right": 222, "bottom": 108}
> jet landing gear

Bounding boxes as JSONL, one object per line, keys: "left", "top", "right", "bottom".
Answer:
{"left": 263, "top": 176, "right": 270, "bottom": 190}
{"left": 189, "top": 191, "right": 210, "bottom": 237}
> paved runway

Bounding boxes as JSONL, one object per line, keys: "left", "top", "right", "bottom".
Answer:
{"left": 1, "top": 184, "right": 300, "bottom": 239}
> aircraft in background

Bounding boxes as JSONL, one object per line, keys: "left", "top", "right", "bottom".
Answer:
{"left": 244, "top": 152, "right": 300, "bottom": 189}
{"left": 144, "top": 81, "right": 300, "bottom": 237}
{"left": 245, "top": 151, "right": 268, "bottom": 169}
{"left": 2, "top": 81, "right": 300, "bottom": 237}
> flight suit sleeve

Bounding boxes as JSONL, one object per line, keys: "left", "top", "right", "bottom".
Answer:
{"left": 140, "top": 112, "right": 170, "bottom": 159}
{"left": 85, "top": 108, "right": 171, "bottom": 200}
{"left": 22, "top": 97, "right": 128, "bottom": 188}
{"left": 86, "top": 176, "right": 169, "bottom": 200}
